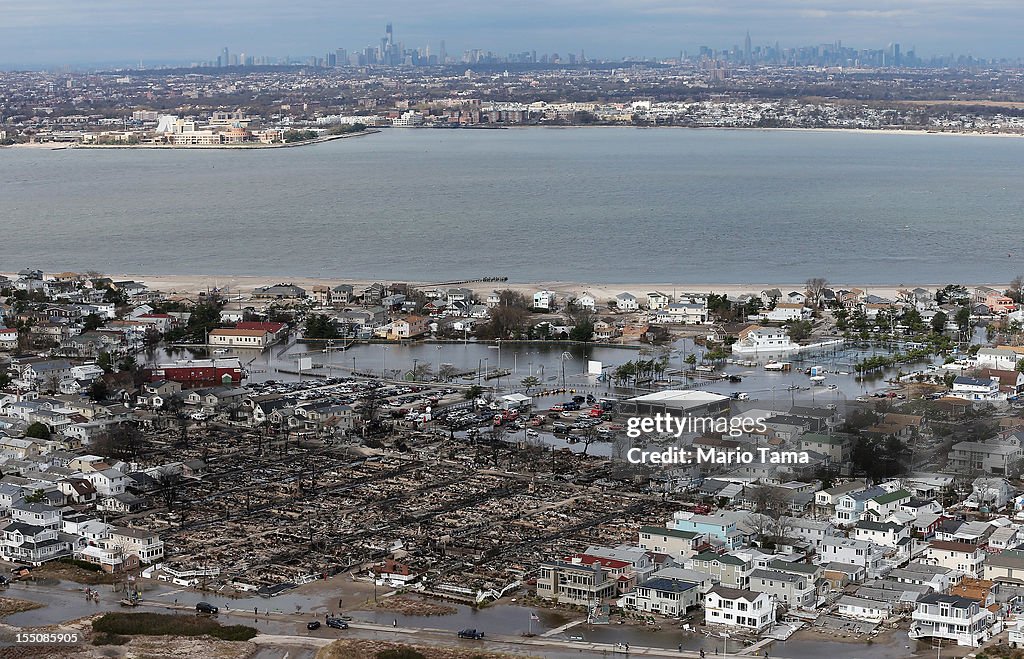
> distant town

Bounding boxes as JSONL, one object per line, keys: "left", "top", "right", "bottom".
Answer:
{"left": 8, "top": 27, "right": 1024, "bottom": 147}
{"left": 1, "top": 267, "right": 1024, "bottom": 656}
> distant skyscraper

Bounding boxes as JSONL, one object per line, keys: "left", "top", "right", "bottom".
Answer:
{"left": 744, "top": 31, "right": 752, "bottom": 63}
{"left": 440, "top": 40, "right": 446, "bottom": 64}
{"left": 221, "top": 47, "right": 229, "bottom": 68}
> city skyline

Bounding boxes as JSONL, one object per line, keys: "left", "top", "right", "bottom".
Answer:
{"left": 3, "top": 0, "right": 1024, "bottom": 68}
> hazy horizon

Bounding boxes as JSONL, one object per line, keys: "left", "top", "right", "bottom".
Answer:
{"left": 3, "top": 0, "right": 1024, "bottom": 69}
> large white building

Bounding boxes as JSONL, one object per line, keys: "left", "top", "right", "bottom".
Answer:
{"left": 732, "top": 325, "right": 794, "bottom": 354}
{"left": 949, "top": 376, "right": 1004, "bottom": 402}
{"left": 704, "top": 586, "right": 775, "bottom": 633}
{"left": 910, "top": 593, "right": 997, "bottom": 647}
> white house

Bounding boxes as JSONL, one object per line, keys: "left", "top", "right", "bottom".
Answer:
{"left": 704, "top": 586, "right": 775, "bottom": 633}
{"left": 816, "top": 537, "right": 885, "bottom": 577}
{"left": 762, "top": 303, "right": 806, "bottom": 323}
{"left": 923, "top": 541, "right": 985, "bottom": 578}
{"left": 615, "top": 293, "right": 639, "bottom": 312}
{"left": 108, "top": 526, "right": 165, "bottom": 564}
{"left": 620, "top": 575, "right": 702, "bottom": 616}
{"left": 664, "top": 303, "right": 708, "bottom": 324}
{"left": 975, "top": 348, "right": 1021, "bottom": 371}
{"left": 533, "top": 290, "right": 556, "bottom": 311}
{"left": 837, "top": 595, "right": 892, "bottom": 622}
{"left": 646, "top": 291, "right": 672, "bottom": 310}
{"left": 84, "top": 468, "right": 127, "bottom": 497}
{"left": 576, "top": 292, "right": 597, "bottom": 311}
{"left": 949, "top": 376, "right": 1005, "bottom": 402}
{"left": 910, "top": 593, "right": 996, "bottom": 647}
{"left": 732, "top": 325, "right": 794, "bottom": 354}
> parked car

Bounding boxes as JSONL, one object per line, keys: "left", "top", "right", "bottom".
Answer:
{"left": 326, "top": 617, "right": 349, "bottom": 630}
{"left": 195, "top": 602, "right": 219, "bottom": 614}
{"left": 458, "top": 629, "right": 485, "bottom": 639}
{"left": 307, "top": 620, "right": 321, "bottom": 630}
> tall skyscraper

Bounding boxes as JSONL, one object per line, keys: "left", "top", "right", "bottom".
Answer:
{"left": 744, "top": 31, "right": 752, "bottom": 64}
{"left": 440, "top": 40, "right": 446, "bottom": 65}
{"left": 221, "top": 47, "right": 229, "bottom": 68}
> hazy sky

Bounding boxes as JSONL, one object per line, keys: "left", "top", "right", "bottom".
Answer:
{"left": 3, "top": 0, "right": 1023, "bottom": 67}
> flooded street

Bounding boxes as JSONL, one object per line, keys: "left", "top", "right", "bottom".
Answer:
{"left": 2, "top": 578, "right": 934, "bottom": 659}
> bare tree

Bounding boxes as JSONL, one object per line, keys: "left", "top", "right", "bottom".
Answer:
{"left": 489, "top": 422, "right": 508, "bottom": 468}
{"left": 93, "top": 423, "right": 148, "bottom": 461}
{"left": 155, "top": 466, "right": 183, "bottom": 512}
{"left": 805, "top": 278, "right": 828, "bottom": 308}
{"left": 750, "top": 484, "right": 788, "bottom": 516}
{"left": 746, "top": 512, "right": 774, "bottom": 542}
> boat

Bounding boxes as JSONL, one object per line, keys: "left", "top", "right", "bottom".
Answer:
{"left": 809, "top": 375, "right": 827, "bottom": 385}
{"left": 764, "top": 361, "right": 791, "bottom": 372}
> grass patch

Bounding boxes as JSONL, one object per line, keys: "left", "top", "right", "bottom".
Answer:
{"left": 0, "top": 597, "right": 44, "bottom": 617}
{"left": 92, "top": 612, "right": 258, "bottom": 641}
{"left": 317, "top": 639, "right": 539, "bottom": 659}
{"left": 57, "top": 557, "right": 105, "bottom": 572}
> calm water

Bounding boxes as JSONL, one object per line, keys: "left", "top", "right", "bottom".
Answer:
{"left": 3, "top": 128, "right": 1023, "bottom": 284}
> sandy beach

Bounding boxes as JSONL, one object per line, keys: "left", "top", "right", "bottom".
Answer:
{"left": 58, "top": 272, "right": 1011, "bottom": 304}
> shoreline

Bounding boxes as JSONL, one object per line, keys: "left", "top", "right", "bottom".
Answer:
{"left": 6, "top": 125, "right": 1023, "bottom": 151}
{"left": 10, "top": 129, "right": 378, "bottom": 151}
{"left": 17, "top": 272, "right": 1009, "bottom": 302}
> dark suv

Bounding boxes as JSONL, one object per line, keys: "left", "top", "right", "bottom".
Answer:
{"left": 195, "top": 602, "right": 219, "bottom": 614}
{"left": 458, "top": 629, "right": 485, "bottom": 639}
{"left": 326, "top": 617, "right": 349, "bottom": 630}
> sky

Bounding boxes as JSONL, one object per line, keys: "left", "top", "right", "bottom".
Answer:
{"left": 2, "top": 0, "right": 1024, "bottom": 68}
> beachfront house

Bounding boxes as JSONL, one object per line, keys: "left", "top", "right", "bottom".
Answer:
{"left": 704, "top": 586, "right": 775, "bottom": 633}
{"left": 910, "top": 593, "right": 996, "bottom": 647}
{"left": 615, "top": 293, "right": 639, "bottom": 312}
{"left": 533, "top": 290, "right": 556, "bottom": 311}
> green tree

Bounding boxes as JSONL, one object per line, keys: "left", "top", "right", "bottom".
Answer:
{"left": 24, "top": 489, "right": 46, "bottom": 504}
{"left": 569, "top": 320, "right": 594, "bottom": 342}
{"left": 955, "top": 306, "right": 972, "bottom": 334}
{"left": 88, "top": 378, "right": 110, "bottom": 402}
{"left": 25, "top": 422, "right": 51, "bottom": 439}
{"left": 931, "top": 311, "right": 948, "bottom": 334}
{"left": 787, "top": 320, "right": 813, "bottom": 342}
{"left": 304, "top": 314, "right": 338, "bottom": 339}
{"left": 902, "top": 307, "right": 925, "bottom": 334}
{"left": 464, "top": 385, "right": 484, "bottom": 400}
{"left": 187, "top": 302, "right": 223, "bottom": 343}
{"left": 936, "top": 284, "right": 969, "bottom": 305}
{"left": 97, "top": 351, "right": 115, "bottom": 374}
{"left": 1017, "top": 358, "right": 1024, "bottom": 373}
{"left": 0, "top": 370, "right": 10, "bottom": 388}
{"left": 102, "top": 287, "right": 128, "bottom": 305}
{"left": 82, "top": 313, "right": 104, "bottom": 332}
{"left": 520, "top": 375, "right": 540, "bottom": 393}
